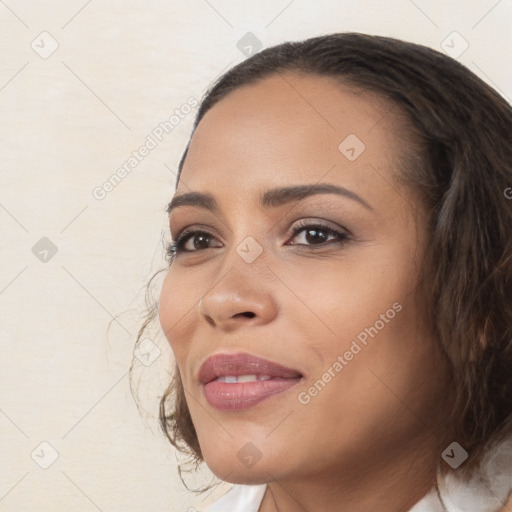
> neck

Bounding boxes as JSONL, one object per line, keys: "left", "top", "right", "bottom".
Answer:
{"left": 258, "top": 435, "right": 441, "bottom": 512}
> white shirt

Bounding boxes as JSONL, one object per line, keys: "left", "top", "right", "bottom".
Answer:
{"left": 204, "top": 483, "right": 443, "bottom": 512}
{"left": 204, "top": 435, "right": 512, "bottom": 512}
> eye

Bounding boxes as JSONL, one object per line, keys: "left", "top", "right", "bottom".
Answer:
{"left": 165, "top": 221, "right": 350, "bottom": 260}
{"left": 166, "top": 229, "right": 220, "bottom": 259}
{"left": 287, "top": 221, "right": 349, "bottom": 249}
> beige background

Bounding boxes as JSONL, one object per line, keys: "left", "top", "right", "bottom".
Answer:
{"left": 0, "top": 1, "right": 510, "bottom": 511}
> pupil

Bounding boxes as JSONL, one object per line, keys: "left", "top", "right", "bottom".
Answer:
{"left": 195, "top": 234, "right": 210, "bottom": 249}
{"left": 306, "top": 229, "right": 326, "bottom": 244}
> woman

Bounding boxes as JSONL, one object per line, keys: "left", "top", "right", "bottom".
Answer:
{"left": 147, "top": 33, "right": 512, "bottom": 511}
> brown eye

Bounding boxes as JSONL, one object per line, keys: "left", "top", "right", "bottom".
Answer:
{"left": 173, "top": 230, "right": 221, "bottom": 253}
{"left": 288, "top": 223, "right": 349, "bottom": 249}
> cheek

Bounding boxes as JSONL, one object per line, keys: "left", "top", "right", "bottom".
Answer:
{"left": 280, "top": 251, "right": 416, "bottom": 350}
{"left": 309, "top": 286, "right": 436, "bottom": 418}
{"left": 158, "top": 269, "right": 200, "bottom": 355}
{"left": 287, "top": 301, "right": 437, "bottom": 470}
{"left": 285, "top": 248, "right": 432, "bottom": 410}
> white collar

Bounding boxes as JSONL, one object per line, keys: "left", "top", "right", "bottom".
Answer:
{"left": 437, "top": 434, "right": 512, "bottom": 511}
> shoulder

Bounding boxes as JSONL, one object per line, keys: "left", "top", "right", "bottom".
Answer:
{"left": 204, "top": 483, "right": 267, "bottom": 512}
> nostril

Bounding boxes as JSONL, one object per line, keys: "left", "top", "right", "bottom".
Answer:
{"left": 237, "top": 311, "right": 255, "bottom": 318}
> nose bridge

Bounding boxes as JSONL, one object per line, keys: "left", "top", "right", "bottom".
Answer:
{"left": 220, "top": 214, "right": 273, "bottom": 287}
{"left": 218, "top": 209, "right": 270, "bottom": 274}
{"left": 198, "top": 234, "right": 277, "bottom": 328}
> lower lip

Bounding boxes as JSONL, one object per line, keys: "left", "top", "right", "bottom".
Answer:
{"left": 203, "top": 378, "right": 301, "bottom": 410}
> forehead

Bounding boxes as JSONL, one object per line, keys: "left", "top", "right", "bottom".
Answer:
{"left": 178, "top": 72, "right": 408, "bottom": 207}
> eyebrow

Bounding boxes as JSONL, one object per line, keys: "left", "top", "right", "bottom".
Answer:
{"left": 166, "top": 183, "right": 374, "bottom": 216}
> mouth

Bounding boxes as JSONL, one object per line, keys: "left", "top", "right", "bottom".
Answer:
{"left": 198, "top": 352, "right": 303, "bottom": 411}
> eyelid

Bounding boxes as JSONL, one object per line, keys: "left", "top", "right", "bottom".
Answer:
{"left": 172, "top": 216, "right": 349, "bottom": 240}
{"left": 290, "top": 217, "right": 351, "bottom": 236}
{"left": 171, "top": 223, "right": 223, "bottom": 242}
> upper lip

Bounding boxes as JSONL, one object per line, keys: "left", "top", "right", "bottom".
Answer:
{"left": 198, "top": 352, "right": 303, "bottom": 384}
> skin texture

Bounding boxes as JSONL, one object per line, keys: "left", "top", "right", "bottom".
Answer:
{"left": 158, "top": 73, "right": 452, "bottom": 512}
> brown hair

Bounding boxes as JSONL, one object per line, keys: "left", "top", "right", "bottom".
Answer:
{"left": 136, "top": 32, "right": 512, "bottom": 480}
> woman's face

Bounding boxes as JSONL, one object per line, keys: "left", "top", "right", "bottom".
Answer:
{"left": 159, "top": 73, "right": 448, "bottom": 484}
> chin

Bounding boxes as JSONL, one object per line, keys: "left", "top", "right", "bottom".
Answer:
{"left": 201, "top": 448, "right": 283, "bottom": 485}
{"left": 208, "top": 463, "right": 273, "bottom": 485}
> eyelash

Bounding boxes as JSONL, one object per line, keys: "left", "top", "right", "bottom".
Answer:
{"left": 165, "top": 221, "right": 350, "bottom": 261}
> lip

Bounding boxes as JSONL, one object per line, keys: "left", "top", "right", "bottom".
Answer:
{"left": 198, "top": 352, "right": 303, "bottom": 411}
{"left": 198, "top": 352, "right": 303, "bottom": 384}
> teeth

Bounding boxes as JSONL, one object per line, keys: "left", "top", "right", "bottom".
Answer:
{"left": 237, "top": 374, "right": 258, "bottom": 383}
{"left": 219, "top": 376, "right": 238, "bottom": 383}
{"left": 216, "top": 375, "right": 272, "bottom": 383}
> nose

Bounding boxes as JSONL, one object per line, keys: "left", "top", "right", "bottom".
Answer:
{"left": 198, "top": 266, "right": 278, "bottom": 331}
